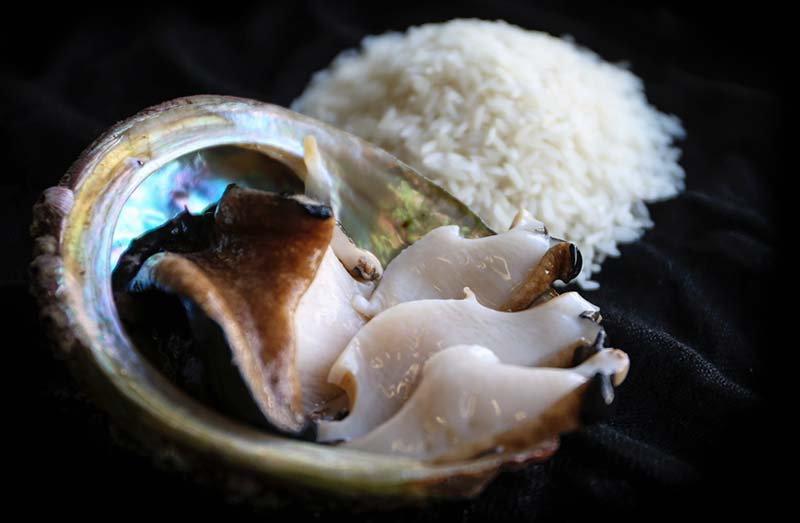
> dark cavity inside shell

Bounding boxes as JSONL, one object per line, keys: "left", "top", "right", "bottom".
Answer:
{"left": 113, "top": 147, "right": 309, "bottom": 432}
{"left": 114, "top": 205, "right": 280, "bottom": 432}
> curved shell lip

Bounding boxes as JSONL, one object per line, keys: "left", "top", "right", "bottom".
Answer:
{"left": 29, "top": 94, "right": 554, "bottom": 503}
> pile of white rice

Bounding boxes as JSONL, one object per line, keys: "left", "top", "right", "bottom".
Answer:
{"left": 292, "top": 19, "right": 685, "bottom": 288}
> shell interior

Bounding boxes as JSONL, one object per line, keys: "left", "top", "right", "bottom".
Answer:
{"left": 112, "top": 146, "right": 303, "bottom": 267}
{"left": 35, "top": 96, "right": 567, "bottom": 503}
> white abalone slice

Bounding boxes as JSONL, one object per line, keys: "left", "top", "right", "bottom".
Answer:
{"left": 294, "top": 245, "right": 373, "bottom": 415}
{"left": 345, "top": 345, "right": 629, "bottom": 462}
{"left": 318, "top": 289, "right": 603, "bottom": 442}
{"left": 352, "top": 214, "right": 581, "bottom": 318}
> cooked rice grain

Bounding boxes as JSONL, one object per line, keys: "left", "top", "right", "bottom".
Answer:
{"left": 293, "top": 19, "right": 685, "bottom": 288}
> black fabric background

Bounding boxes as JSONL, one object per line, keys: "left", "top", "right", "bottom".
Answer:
{"left": 3, "top": 1, "right": 784, "bottom": 520}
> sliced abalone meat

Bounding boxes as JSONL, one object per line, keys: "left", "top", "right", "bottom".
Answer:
{"left": 318, "top": 289, "right": 603, "bottom": 442}
{"left": 352, "top": 212, "right": 581, "bottom": 318}
{"left": 294, "top": 245, "right": 374, "bottom": 414}
{"left": 346, "top": 345, "right": 629, "bottom": 462}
